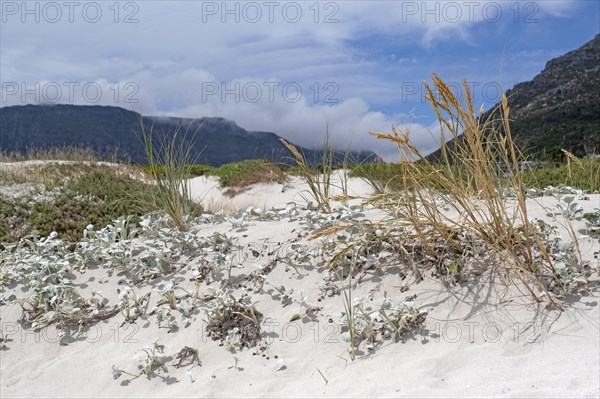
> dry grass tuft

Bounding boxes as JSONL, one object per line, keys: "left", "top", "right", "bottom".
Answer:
{"left": 280, "top": 136, "right": 334, "bottom": 213}
{"left": 364, "top": 74, "right": 562, "bottom": 306}
{"left": 138, "top": 118, "right": 200, "bottom": 231}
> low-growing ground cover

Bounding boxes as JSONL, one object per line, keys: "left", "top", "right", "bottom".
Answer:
{"left": 0, "top": 163, "right": 160, "bottom": 245}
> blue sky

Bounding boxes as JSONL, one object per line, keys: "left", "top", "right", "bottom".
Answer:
{"left": 1, "top": 0, "right": 599, "bottom": 159}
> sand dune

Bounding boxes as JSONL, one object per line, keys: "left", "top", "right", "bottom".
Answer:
{"left": 0, "top": 176, "right": 598, "bottom": 398}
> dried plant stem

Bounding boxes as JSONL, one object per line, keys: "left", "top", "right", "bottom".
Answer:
{"left": 367, "top": 73, "right": 559, "bottom": 306}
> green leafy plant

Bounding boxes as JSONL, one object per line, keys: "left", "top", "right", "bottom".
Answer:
{"left": 336, "top": 258, "right": 427, "bottom": 358}
{"left": 151, "top": 282, "right": 201, "bottom": 330}
{"left": 112, "top": 339, "right": 167, "bottom": 381}
{"left": 550, "top": 195, "right": 584, "bottom": 220}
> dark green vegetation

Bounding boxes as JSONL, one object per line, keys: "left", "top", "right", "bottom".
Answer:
{"left": 0, "top": 158, "right": 287, "bottom": 246}
{"left": 505, "top": 34, "right": 600, "bottom": 156}
{"left": 0, "top": 165, "right": 160, "bottom": 246}
{"left": 149, "top": 154, "right": 600, "bottom": 196}
{"left": 213, "top": 159, "right": 287, "bottom": 190}
{"left": 1, "top": 153, "right": 597, "bottom": 248}
{"left": 143, "top": 164, "right": 216, "bottom": 179}
{"left": 352, "top": 158, "right": 600, "bottom": 193}
{"left": 0, "top": 105, "right": 379, "bottom": 166}
{"left": 521, "top": 158, "right": 600, "bottom": 192}
{"left": 350, "top": 163, "right": 406, "bottom": 192}
{"left": 148, "top": 154, "right": 600, "bottom": 197}
{"left": 145, "top": 159, "right": 287, "bottom": 188}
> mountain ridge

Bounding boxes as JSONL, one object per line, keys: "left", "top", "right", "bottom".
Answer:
{"left": 427, "top": 34, "right": 600, "bottom": 160}
{"left": 0, "top": 104, "right": 380, "bottom": 166}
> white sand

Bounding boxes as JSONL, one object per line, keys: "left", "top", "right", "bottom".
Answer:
{"left": 1, "top": 175, "right": 598, "bottom": 398}
{"left": 187, "top": 170, "right": 374, "bottom": 212}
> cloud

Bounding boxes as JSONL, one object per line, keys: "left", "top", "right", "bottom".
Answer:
{"left": 168, "top": 84, "right": 442, "bottom": 162}
{"left": 0, "top": 0, "right": 590, "bottom": 160}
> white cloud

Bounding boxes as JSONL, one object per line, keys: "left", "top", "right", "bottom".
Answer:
{"left": 0, "top": 0, "right": 587, "bottom": 159}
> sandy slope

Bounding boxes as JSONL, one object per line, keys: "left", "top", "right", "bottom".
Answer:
{"left": 187, "top": 170, "right": 374, "bottom": 212}
{"left": 0, "top": 176, "right": 598, "bottom": 398}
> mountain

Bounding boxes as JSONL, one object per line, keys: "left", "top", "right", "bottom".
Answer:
{"left": 429, "top": 34, "right": 600, "bottom": 159}
{"left": 0, "top": 104, "right": 380, "bottom": 166}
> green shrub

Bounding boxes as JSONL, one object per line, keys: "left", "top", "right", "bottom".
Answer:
{"left": 352, "top": 158, "right": 600, "bottom": 194}
{"left": 522, "top": 158, "right": 600, "bottom": 192}
{"left": 350, "top": 163, "right": 406, "bottom": 192}
{"left": 213, "top": 160, "right": 286, "bottom": 189}
{"left": 143, "top": 164, "right": 216, "bottom": 178}
{"left": 0, "top": 169, "right": 160, "bottom": 246}
{"left": 189, "top": 164, "right": 217, "bottom": 177}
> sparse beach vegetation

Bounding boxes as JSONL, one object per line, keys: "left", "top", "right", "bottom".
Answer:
{"left": 0, "top": 75, "right": 598, "bottom": 394}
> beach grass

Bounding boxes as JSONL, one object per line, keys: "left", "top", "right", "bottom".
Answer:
{"left": 138, "top": 118, "right": 200, "bottom": 231}
{"left": 280, "top": 130, "right": 342, "bottom": 212}
{"left": 392, "top": 74, "right": 561, "bottom": 303}
{"left": 320, "top": 73, "right": 581, "bottom": 307}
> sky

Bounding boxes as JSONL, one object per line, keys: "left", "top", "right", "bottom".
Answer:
{"left": 1, "top": 0, "right": 599, "bottom": 160}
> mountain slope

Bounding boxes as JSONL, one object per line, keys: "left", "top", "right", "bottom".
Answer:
{"left": 505, "top": 33, "right": 600, "bottom": 155}
{"left": 428, "top": 34, "right": 600, "bottom": 159}
{"left": 0, "top": 104, "right": 379, "bottom": 166}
